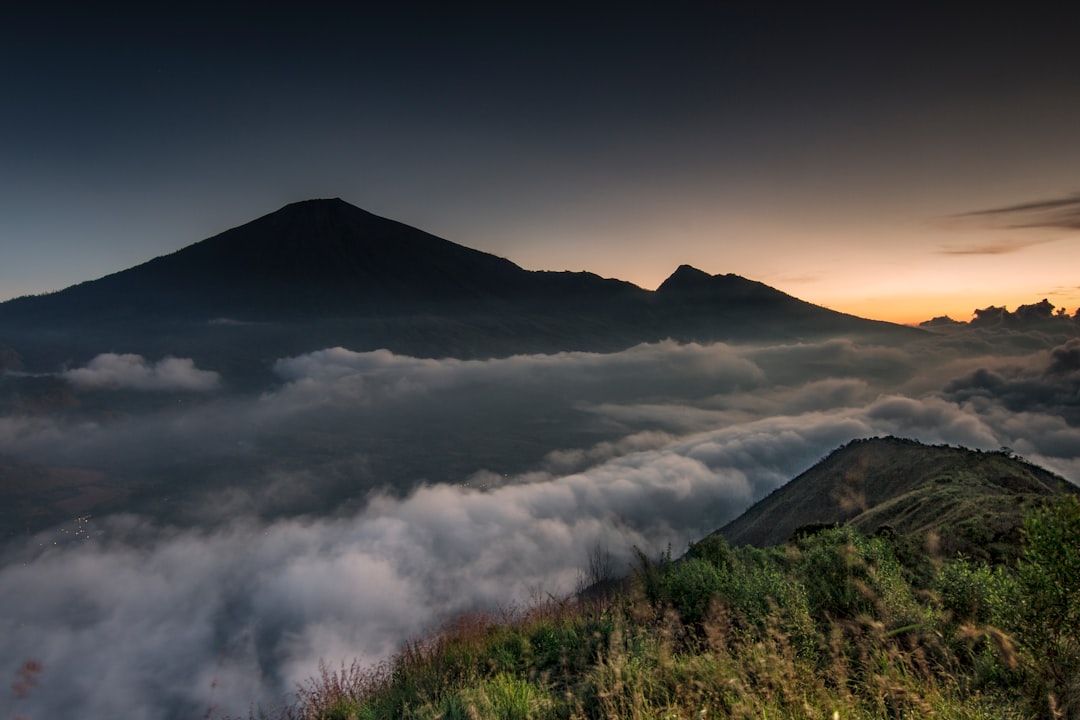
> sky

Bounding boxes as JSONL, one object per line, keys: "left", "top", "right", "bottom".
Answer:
{"left": 2, "top": 4, "right": 1080, "bottom": 323}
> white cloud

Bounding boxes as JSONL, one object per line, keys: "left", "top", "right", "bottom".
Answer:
{"left": 8, "top": 386, "right": 1079, "bottom": 719}
{"left": 4, "top": 333, "right": 1080, "bottom": 719}
{"left": 63, "top": 353, "right": 220, "bottom": 391}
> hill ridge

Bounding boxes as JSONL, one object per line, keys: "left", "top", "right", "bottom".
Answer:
{"left": 717, "top": 435, "right": 1076, "bottom": 561}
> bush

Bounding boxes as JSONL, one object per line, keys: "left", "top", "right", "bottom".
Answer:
{"left": 1015, "top": 495, "right": 1080, "bottom": 716}
{"left": 661, "top": 558, "right": 723, "bottom": 627}
{"left": 718, "top": 558, "right": 817, "bottom": 657}
{"left": 937, "top": 556, "right": 1017, "bottom": 626}
{"left": 795, "top": 527, "right": 912, "bottom": 622}
{"left": 685, "top": 533, "right": 733, "bottom": 570}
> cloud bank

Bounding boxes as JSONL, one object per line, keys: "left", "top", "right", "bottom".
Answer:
{"left": 3, "top": 330, "right": 1080, "bottom": 719}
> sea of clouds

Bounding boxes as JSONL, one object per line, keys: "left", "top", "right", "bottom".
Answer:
{"left": 2, "top": 330, "right": 1079, "bottom": 718}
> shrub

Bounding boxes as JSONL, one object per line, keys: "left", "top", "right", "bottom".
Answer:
{"left": 660, "top": 558, "right": 724, "bottom": 627}
{"left": 937, "top": 556, "right": 1018, "bottom": 626}
{"left": 685, "top": 533, "right": 733, "bottom": 570}
{"left": 1015, "top": 495, "right": 1080, "bottom": 716}
{"left": 792, "top": 526, "right": 925, "bottom": 631}
{"left": 718, "top": 560, "right": 817, "bottom": 656}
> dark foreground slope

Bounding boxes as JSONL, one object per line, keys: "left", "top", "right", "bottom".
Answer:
{"left": 0, "top": 199, "right": 919, "bottom": 377}
{"left": 717, "top": 436, "right": 1077, "bottom": 560}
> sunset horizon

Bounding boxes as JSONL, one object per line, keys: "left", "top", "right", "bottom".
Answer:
{"left": 3, "top": 6, "right": 1078, "bottom": 327}
{"left": 4, "top": 193, "right": 1077, "bottom": 329}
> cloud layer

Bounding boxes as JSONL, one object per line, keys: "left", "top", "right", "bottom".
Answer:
{"left": 3, "top": 330, "right": 1080, "bottom": 719}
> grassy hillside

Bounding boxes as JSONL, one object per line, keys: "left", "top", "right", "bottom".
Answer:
{"left": 252, "top": 495, "right": 1079, "bottom": 720}
{"left": 717, "top": 436, "right": 1076, "bottom": 562}
{"left": 244, "top": 443, "right": 1080, "bottom": 720}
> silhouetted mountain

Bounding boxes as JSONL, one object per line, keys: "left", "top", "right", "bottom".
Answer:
{"left": 716, "top": 436, "right": 1077, "bottom": 561}
{"left": 653, "top": 262, "right": 886, "bottom": 340}
{"left": 1, "top": 199, "right": 580, "bottom": 320}
{"left": 0, "top": 199, "right": 919, "bottom": 376}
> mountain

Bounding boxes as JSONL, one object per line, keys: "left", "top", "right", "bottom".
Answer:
{"left": 653, "top": 263, "right": 890, "bottom": 339}
{"left": 716, "top": 436, "right": 1078, "bottom": 561}
{"left": 0, "top": 198, "right": 919, "bottom": 375}
{"left": 0, "top": 199, "right": 590, "bottom": 320}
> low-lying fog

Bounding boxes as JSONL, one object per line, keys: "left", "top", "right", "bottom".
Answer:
{"left": 3, "top": 324, "right": 1079, "bottom": 718}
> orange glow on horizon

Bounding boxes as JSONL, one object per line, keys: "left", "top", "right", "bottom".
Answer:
{"left": 826, "top": 298, "right": 974, "bottom": 326}
{"left": 612, "top": 262, "right": 1080, "bottom": 327}
{"left": 821, "top": 293, "right": 1080, "bottom": 327}
{"left": 606, "top": 264, "right": 1080, "bottom": 328}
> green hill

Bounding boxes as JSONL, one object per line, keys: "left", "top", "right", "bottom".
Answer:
{"left": 716, "top": 436, "right": 1077, "bottom": 562}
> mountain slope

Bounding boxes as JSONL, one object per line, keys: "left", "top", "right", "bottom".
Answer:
{"left": 0, "top": 199, "right": 921, "bottom": 370}
{"left": 0, "top": 199, "right": 605, "bottom": 321}
{"left": 717, "top": 436, "right": 1077, "bottom": 560}
{"left": 652, "top": 263, "right": 894, "bottom": 339}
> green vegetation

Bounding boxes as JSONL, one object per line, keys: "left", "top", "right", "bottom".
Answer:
{"left": 267, "top": 496, "right": 1080, "bottom": 719}
{"left": 719, "top": 437, "right": 1073, "bottom": 564}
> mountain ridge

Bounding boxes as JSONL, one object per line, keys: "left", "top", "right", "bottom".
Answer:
{"left": 715, "top": 435, "right": 1078, "bottom": 561}
{"left": 0, "top": 198, "right": 922, "bottom": 372}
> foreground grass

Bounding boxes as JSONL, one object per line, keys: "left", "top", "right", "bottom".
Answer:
{"left": 260, "top": 496, "right": 1079, "bottom": 720}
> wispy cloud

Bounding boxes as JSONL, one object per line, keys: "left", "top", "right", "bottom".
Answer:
{"left": 936, "top": 192, "right": 1080, "bottom": 255}
{"left": 1045, "top": 285, "right": 1080, "bottom": 296}
{"left": 936, "top": 237, "right": 1059, "bottom": 256}
{"left": 953, "top": 192, "right": 1080, "bottom": 231}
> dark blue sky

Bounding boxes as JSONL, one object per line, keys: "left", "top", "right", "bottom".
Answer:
{"left": 3, "top": 4, "right": 1079, "bottom": 321}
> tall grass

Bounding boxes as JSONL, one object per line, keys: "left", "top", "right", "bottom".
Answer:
{"left": 258, "top": 497, "right": 1079, "bottom": 720}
